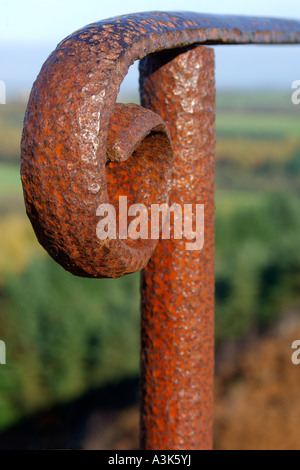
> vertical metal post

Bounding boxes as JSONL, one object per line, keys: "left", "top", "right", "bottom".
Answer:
{"left": 139, "top": 46, "right": 215, "bottom": 450}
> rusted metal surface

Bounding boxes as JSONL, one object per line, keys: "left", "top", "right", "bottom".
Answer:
{"left": 21, "top": 99, "right": 173, "bottom": 278}
{"left": 21, "top": 11, "right": 300, "bottom": 278}
{"left": 20, "top": 11, "right": 300, "bottom": 451}
{"left": 140, "top": 46, "right": 215, "bottom": 450}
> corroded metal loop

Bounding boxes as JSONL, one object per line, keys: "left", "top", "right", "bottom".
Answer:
{"left": 21, "top": 11, "right": 300, "bottom": 279}
{"left": 22, "top": 100, "right": 173, "bottom": 278}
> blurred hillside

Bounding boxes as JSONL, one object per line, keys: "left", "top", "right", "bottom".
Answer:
{"left": 0, "top": 91, "right": 300, "bottom": 448}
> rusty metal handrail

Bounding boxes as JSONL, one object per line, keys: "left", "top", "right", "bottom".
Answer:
{"left": 21, "top": 12, "right": 300, "bottom": 450}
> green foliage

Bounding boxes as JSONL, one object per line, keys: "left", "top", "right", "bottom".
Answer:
{"left": 285, "top": 148, "right": 300, "bottom": 174}
{"left": 0, "top": 259, "right": 140, "bottom": 429}
{"left": 215, "top": 193, "right": 300, "bottom": 341}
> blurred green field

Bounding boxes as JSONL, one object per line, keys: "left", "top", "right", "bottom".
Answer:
{"left": 0, "top": 101, "right": 26, "bottom": 164}
{"left": 216, "top": 112, "right": 300, "bottom": 139}
{"left": 0, "top": 164, "right": 21, "bottom": 198}
{"left": 0, "top": 91, "right": 300, "bottom": 431}
{"left": 216, "top": 91, "right": 295, "bottom": 111}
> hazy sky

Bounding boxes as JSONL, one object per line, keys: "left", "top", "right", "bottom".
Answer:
{"left": 1, "top": 0, "right": 300, "bottom": 95}
{"left": 2, "top": 0, "right": 300, "bottom": 44}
